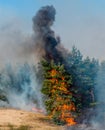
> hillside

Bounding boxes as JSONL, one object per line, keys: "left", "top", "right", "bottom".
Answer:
{"left": 0, "top": 108, "right": 64, "bottom": 130}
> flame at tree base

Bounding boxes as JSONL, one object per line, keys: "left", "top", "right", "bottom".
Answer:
{"left": 60, "top": 104, "right": 76, "bottom": 126}
{"left": 48, "top": 103, "right": 76, "bottom": 126}
{"left": 47, "top": 68, "right": 77, "bottom": 126}
{"left": 66, "top": 118, "right": 76, "bottom": 126}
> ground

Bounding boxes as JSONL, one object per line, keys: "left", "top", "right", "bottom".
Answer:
{"left": 0, "top": 108, "right": 99, "bottom": 130}
{"left": 0, "top": 108, "right": 64, "bottom": 130}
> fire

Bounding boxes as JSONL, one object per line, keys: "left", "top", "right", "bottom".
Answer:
{"left": 61, "top": 104, "right": 76, "bottom": 126}
{"left": 51, "top": 69, "right": 57, "bottom": 76}
{"left": 32, "top": 107, "right": 44, "bottom": 113}
{"left": 66, "top": 118, "right": 76, "bottom": 126}
{"left": 49, "top": 68, "right": 76, "bottom": 126}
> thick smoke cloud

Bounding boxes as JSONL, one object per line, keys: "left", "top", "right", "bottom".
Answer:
{"left": 32, "top": 5, "right": 65, "bottom": 63}
{"left": 0, "top": 5, "right": 105, "bottom": 130}
{"left": 0, "top": 5, "right": 64, "bottom": 111}
{"left": 0, "top": 5, "right": 66, "bottom": 112}
{"left": 0, "top": 5, "right": 67, "bottom": 66}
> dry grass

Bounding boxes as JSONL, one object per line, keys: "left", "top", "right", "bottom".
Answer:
{"left": 0, "top": 108, "right": 64, "bottom": 130}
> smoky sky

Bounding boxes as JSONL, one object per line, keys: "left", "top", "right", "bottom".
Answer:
{"left": 0, "top": 3, "right": 105, "bottom": 67}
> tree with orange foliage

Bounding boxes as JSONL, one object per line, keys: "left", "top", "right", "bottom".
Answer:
{"left": 41, "top": 60, "right": 76, "bottom": 125}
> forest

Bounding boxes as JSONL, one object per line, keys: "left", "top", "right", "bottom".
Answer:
{"left": 0, "top": 46, "right": 104, "bottom": 126}
{"left": 0, "top": 5, "right": 105, "bottom": 127}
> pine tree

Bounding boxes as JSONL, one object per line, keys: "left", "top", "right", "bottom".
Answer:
{"left": 67, "top": 47, "right": 99, "bottom": 109}
{"left": 41, "top": 60, "right": 76, "bottom": 125}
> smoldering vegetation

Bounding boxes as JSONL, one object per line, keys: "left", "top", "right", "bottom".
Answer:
{"left": 0, "top": 5, "right": 105, "bottom": 130}
{"left": 32, "top": 5, "right": 105, "bottom": 129}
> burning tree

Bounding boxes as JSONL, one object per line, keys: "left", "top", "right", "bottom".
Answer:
{"left": 41, "top": 60, "right": 76, "bottom": 125}
{"left": 32, "top": 5, "right": 99, "bottom": 126}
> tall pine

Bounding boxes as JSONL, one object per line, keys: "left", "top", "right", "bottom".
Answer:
{"left": 41, "top": 60, "right": 76, "bottom": 125}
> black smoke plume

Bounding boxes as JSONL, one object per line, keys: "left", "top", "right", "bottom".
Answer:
{"left": 0, "top": 5, "right": 66, "bottom": 111}
{"left": 33, "top": 5, "right": 64, "bottom": 63}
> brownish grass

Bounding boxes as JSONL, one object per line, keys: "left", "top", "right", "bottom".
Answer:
{"left": 0, "top": 108, "right": 64, "bottom": 130}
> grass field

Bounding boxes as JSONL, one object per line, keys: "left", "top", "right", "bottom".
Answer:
{"left": 0, "top": 108, "right": 64, "bottom": 130}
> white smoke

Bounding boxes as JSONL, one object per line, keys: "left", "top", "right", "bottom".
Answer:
{"left": 0, "top": 5, "right": 59, "bottom": 111}
{"left": 66, "top": 123, "right": 104, "bottom": 130}
{"left": 0, "top": 5, "right": 105, "bottom": 130}
{"left": 0, "top": 64, "right": 44, "bottom": 111}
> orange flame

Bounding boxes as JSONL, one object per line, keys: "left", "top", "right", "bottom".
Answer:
{"left": 61, "top": 104, "right": 76, "bottom": 126}
{"left": 49, "top": 69, "right": 76, "bottom": 126}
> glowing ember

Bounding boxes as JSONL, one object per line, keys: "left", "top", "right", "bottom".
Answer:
{"left": 32, "top": 107, "right": 44, "bottom": 113}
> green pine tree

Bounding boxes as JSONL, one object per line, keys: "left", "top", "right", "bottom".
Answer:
{"left": 41, "top": 60, "right": 76, "bottom": 125}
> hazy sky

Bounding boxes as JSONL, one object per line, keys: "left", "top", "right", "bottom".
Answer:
{"left": 0, "top": 0, "right": 105, "bottom": 64}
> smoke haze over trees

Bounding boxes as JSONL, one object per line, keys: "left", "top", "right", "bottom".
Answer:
{"left": 0, "top": 5, "right": 105, "bottom": 129}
